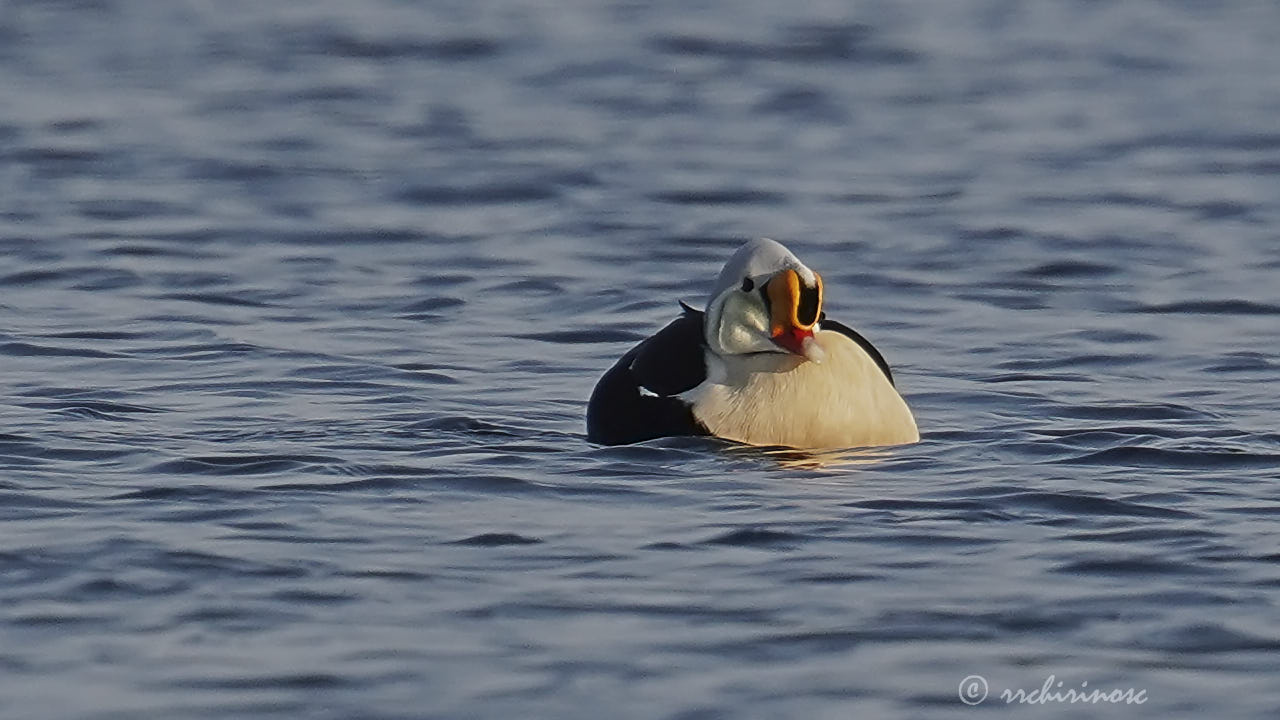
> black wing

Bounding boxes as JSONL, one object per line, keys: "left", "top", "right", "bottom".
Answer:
{"left": 820, "top": 314, "right": 896, "bottom": 387}
{"left": 586, "top": 306, "right": 710, "bottom": 445}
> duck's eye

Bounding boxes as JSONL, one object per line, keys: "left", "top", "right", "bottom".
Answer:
{"left": 740, "top": 277, "right": 754, "bottom": 292}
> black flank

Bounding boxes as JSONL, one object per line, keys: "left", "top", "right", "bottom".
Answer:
{"left": 586, "top": 306, "right": 710, "bottom": 445}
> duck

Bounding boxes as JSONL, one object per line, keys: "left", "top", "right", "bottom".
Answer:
{"left": 586, "top": 238, "right": 918, "bottom": 448}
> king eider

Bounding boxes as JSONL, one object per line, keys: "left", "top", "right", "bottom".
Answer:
{"left": 586, "top": 238, "right": 919, "bottom": 449}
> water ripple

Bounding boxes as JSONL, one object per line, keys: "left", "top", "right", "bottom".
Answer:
{"left": 1060, "top": 446, "right": 1280, "bottom": 470}
{"left": 701, "top": 528, "right": 810, "bottom": 547}
{"left": 148, "top": 455, "right": 334, "bottom": 476}
{"left": 648, "top": 23, "right": 919, "bottom": 65}
{"left": 1137, "top": 300, "right": 1280, "bottom": 316}
{"left": 453, "top": 533, "right": 544, "bottom": 547}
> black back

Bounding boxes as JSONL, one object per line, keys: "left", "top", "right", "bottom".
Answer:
{"left": 586, "top": 306, "right": 710, "bottom": 445}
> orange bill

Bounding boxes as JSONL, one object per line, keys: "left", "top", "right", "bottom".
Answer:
{"left": 765, "top": 269, "right": 823, "bottom": 356}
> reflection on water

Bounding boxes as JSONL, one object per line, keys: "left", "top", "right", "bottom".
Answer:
{"left": 727, "top": 444, "right": 898, "bottom": 471}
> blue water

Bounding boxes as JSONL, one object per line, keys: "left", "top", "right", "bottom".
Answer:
{"left": 3, "top": 1, "right": 1280, "bottom": 718}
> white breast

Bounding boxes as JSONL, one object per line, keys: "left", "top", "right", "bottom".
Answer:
{"left": 686, "top": 329, "right": 919, "bottom": 449}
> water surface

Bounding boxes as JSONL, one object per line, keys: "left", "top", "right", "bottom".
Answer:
{"left": 2, "top": 1, "right": 1280, "bottom": 718}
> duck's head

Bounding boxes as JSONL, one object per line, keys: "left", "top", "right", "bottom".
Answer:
{"left": 704, "top": 238, "right": 825, "bottom": 363}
